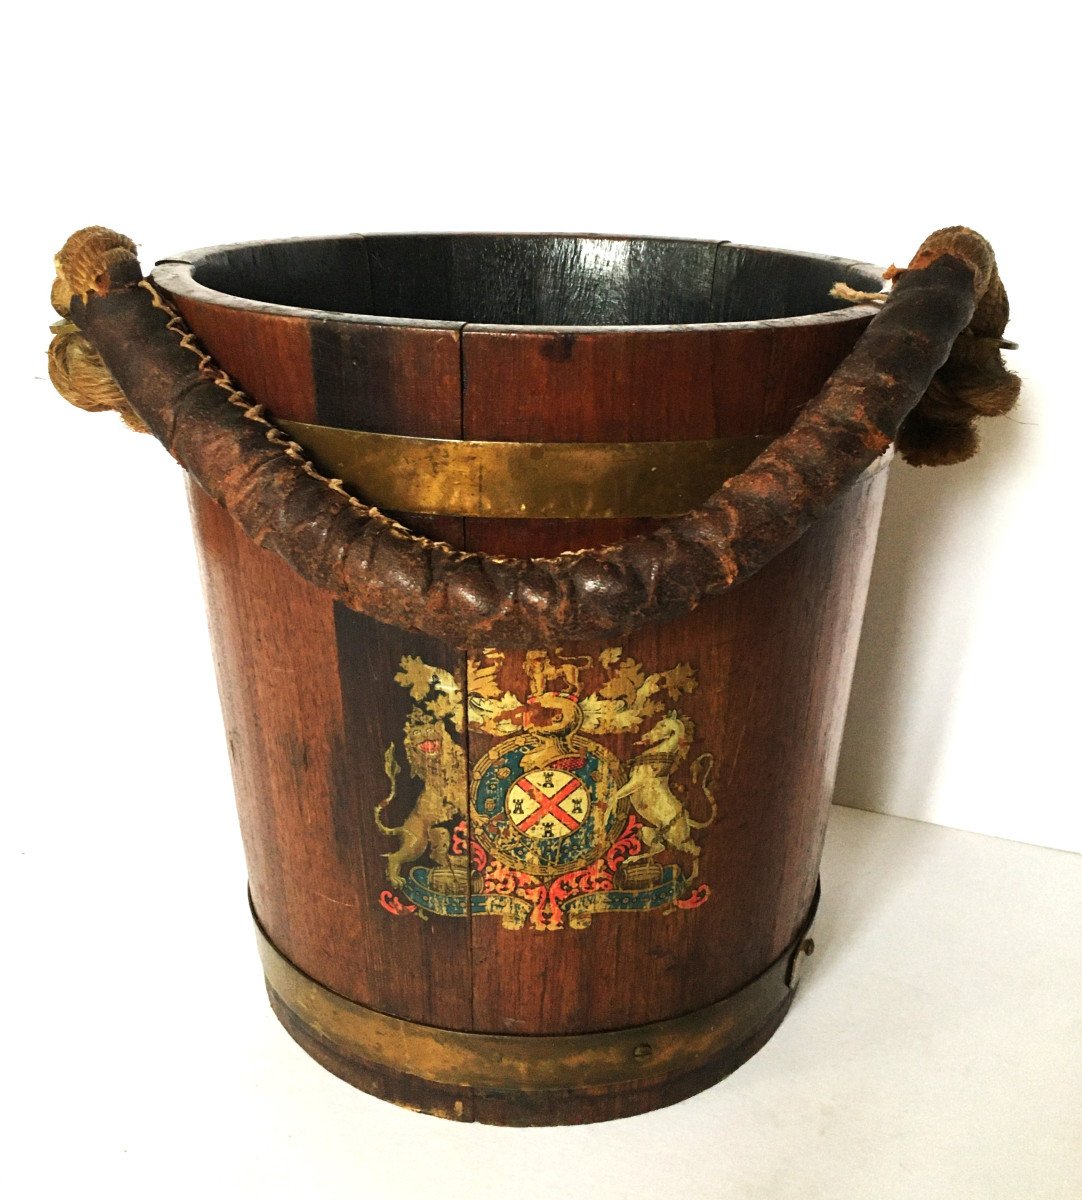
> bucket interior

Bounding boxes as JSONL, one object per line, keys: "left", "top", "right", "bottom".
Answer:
{"left": 188, "top": 235, "right": 882, "bottom": 327}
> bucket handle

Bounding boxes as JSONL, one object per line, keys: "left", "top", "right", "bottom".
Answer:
{"left": 49, "top": 227, "right": 1018, "bottom": 649}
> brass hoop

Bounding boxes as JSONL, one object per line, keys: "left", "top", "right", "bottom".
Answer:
{"left": 254, "top": 884, "right": 819, "bottom": 1094}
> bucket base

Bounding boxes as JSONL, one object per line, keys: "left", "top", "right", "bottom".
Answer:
{"left": 254, "top": 891, "right": 817, "bottom": 1126}
{"left": 266, "top": 981, "right": 794, "bottom": 1125}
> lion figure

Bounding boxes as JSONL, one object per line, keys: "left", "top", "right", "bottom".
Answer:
{"left": 376, "top": 712, "right": 466, "bottom": 887}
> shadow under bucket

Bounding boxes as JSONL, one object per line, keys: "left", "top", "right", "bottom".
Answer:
{"left": 52, "top": 226, "right": 1016, "bottom": 1125}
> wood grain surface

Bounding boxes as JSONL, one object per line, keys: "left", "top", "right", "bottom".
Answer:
{"left": 158, "top": 234, "right": 886, "bottom": 1121}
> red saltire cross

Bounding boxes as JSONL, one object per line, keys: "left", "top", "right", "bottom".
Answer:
{"left": 513, "top": 775, "right": 586, "bottom": 834}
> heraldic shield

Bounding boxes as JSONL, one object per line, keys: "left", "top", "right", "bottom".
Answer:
{"left": 376, "top": 648, "right": 717, "bottom": 931}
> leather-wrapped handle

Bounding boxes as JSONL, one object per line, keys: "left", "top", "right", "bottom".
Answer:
{"left": 51, "top": 227, "right": 1018, "bottom": 649}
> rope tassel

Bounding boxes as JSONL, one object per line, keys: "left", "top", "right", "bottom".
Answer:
{"left": 832, "top": 226, "right": 1021, "bottom": 466}
{"left": 49, "top": 227, "right": 148, "bottom": 433}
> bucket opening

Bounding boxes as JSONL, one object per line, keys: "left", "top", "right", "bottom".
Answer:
{"left": 188, "top": 235, "right": 882, "bottom": 328}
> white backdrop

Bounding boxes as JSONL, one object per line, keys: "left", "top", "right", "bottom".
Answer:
{"left": 4, "top": 4, "right": 1079, "bottom": 1194}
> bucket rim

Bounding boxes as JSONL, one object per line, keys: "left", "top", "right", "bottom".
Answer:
{"left": 152, "top": 231, "right": 886, "bottom": 334}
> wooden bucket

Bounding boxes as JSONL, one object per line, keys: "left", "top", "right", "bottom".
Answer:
{"left": 143, "top": 234, "right": 889, "bottom": 1124}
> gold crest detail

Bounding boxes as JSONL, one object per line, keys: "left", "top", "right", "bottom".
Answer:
{"left": 376, "top": 649, "right": 716, "bottom": 930}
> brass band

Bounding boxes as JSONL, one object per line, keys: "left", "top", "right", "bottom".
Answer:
{"left": 253, "top": 885, "right": 818, "bottom": 1093}
{"left": 278, "top": 419, "right": 772, "bottom": 519}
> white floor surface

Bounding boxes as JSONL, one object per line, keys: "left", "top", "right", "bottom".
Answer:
{"left": 8, "top": 806, "right": 1080, "bottom": 1199}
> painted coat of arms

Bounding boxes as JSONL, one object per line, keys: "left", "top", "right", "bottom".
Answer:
{"left": 376, "top": 648, "right": 716, "bottom": 931}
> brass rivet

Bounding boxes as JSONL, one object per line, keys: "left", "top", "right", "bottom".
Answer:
{"left": 633, "top": 1043, "right": 652, "bottom": 1061}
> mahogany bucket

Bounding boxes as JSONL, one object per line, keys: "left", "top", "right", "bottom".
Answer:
{"left": 62, "top": 221, "right": 1019, "bottom": 1128}
{"left": 134, "top": 234, "right": 891, "bottom": 1124}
